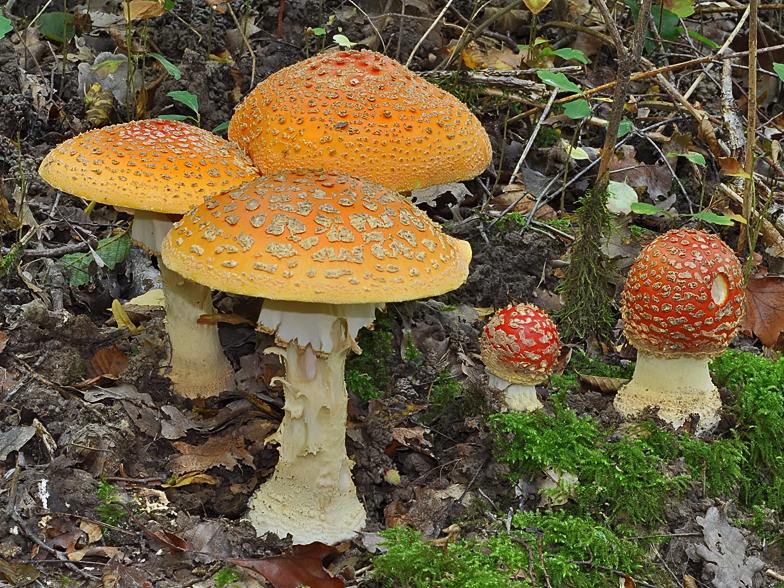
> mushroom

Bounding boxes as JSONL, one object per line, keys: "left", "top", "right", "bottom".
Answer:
{"left": 38, "top": 119, "right": 261, "bottom": 399}
{"left": 228, "top": 50, "right": 492, "bottom": 192}
{"left": 160, "top": 169, "right": 472, "bottom": 544}
{"left": 480, "top": 304, "right": 561, "bottom": 412}
{"left": 615, "top": 228, "right": 745, "bottom": 433}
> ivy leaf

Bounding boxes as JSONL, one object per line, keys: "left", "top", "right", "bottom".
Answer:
{"left": 167, "top": 90, "right": 198, "bottom": 116}
{"left": 540, "top": 47, "right": 588, "bottom": 64}
{"left": 630, "top": 202, "right": 664, "bottom": 216}
{"left": 38, "top": 12, "right": 74, "bottom": 43}
{"left": 564, "top": 99, "right": 591, "bottom": 120}
{"left": 212, "top": 120, "right": 230, "bottom": 133}
{"left": 0, "top": 12, "right": 12, "bottom": 38}
{"left": 333, "top": 34, "right": 356, "bottom": 48}
{"left": 59, "top": 232, "right": 131, "bottom": 286}
{"left": 774, "top": 63, "right": 784, "bottom": 83}
{"left": 606, "top": 181, "right": 638, "bottom": 215}
{"left": 149, "top": 53, "right": 181, "bottom": 80}
{"left": 617, "top": 120, "right": 633, "bottom": 138}
{"left": 689, "top": 211, "right": 735, "bottom": 226}
{"left": 537, "top": 71, "right": 582, "bottom": 94}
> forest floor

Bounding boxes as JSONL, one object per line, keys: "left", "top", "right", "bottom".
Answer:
{"left": 1, "top": 0, "right": 784, "bottom": 587}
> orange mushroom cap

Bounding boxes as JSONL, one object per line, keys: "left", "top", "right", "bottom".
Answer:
{"left": 160, "top": 169, "right": 472, "bottom": 304}
{"left": 38, "top": 119, "right": 260, "bottom": 214}
{"left": 621, "top": 228, "right": 745, "bottom": 359}
{"left": 480, "top": 304, "right": 561, "bottom": 385}
{"left": 228, "top": 50, "right": 492, "bottom": 192}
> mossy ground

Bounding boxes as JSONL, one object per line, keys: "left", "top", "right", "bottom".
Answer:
{"left": 372, "top": 349, "right": 784, "bottom": 587}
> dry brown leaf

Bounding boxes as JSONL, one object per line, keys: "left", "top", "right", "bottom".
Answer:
{"left": 624, "top": 573, "right": 637, "bottom": 587}
{"left": 0, "top": 332, "right": 7, "bottom": 355}
{"left": 171, "top": 435, "right": 254, "bottom": 474}
{"left": 205, "top": 0, "right": 228, "bottom": 13}
{"left": 388, "top": 426, "right": 434, "bottom": 457}
{"left": 124, "top": 0, "right": 165, "bottom": 21}
{"left": 87, "top": 344, "right": 128, "bottom": 379}
{"left": 683, "top": 574, "right": 697, "bottom": 588}
{"left": 0, "top": 558, "right": 39, "bottom": 584}
{"left": 577, "top": 373, "right": 629, "bottom": 394}
{"left": 742, "top": 275, "right": 784, "bottom": 348}
{"left": 67, "top": 545, "right": 125, "bottom": 561}
{"left": 609, "top": 145, "right": 673, "bottom": 200}
{"left": 231, "top": 542, "right": 345, "bottom": 588}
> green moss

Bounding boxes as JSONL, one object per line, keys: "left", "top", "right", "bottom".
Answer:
{"left": 712, "top": 350, "right": 784, "bottom": 510}
{"left": 629, "top": 224, "right": 655, "bottom": 241}
{"left": 373, "top": 512, "right": 650, "bottom": 588}
{"left": 535, "top": 125, "right": 560, "bottom": 148}
{"left": 424, "top": 370, "right": 463, "bottom": 421}
{"left": 346, "top": 308, "right": 395, "bottom": 401}
{"left": 492, "top": 393, "right": 744, "bottom": 527}
{"left": 555, "top": 189, "right": 617, "bottom": 342}
{"left": 213, "top": 567, "right": 241, "bottom": 588}
{"left": 549, "top": 348, "right": 634, "bottom": 390}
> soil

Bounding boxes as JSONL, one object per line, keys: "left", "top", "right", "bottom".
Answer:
{"left": 0, "top": 0, "right": 781, "bottom": 587}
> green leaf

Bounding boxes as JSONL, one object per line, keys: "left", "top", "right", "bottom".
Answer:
{"left": 333, "top": 34, "right": 356, "bottom": 48}
{"left": 690, "top": 211, "right": 735, "bottom": 226}
{"left": 536, "top": 71, "right": 582, "bottom": 94}
{"left": 774, "top": 63, "right": 784, "bottom": 83}
{"left": 564, "top": 99, "right": 591, "bottom": 119}
{"left": 149, "top": 53, "right": 181, "bottom": 80}
{"left": 549, "top": 47, "right": 589, "bottom": 64}
{"left": 59, "top": 231, "right": 131, "bottom": 286}
{"left": 665, "top": 0, "right": 694, "bottom": 17}
{"left": 167, "top": 90, "right": 199, "bottom": 115}
{"left": 606, "top": 180, "right": 638, "bottom": 214}
{"left": 630, "top": 202, "right": 664, "bottom": 216}
{"left": 38, "top": 12, "right": 74, "bottom": 43}
{"left": 617, "top": 120, "right": 633, "bottom": 137}
{"left": 0, "top": 12, "right": 12, "bottom": 38}
{"left": 90, "top": 58, "right": 125, "bottom": 76}
{"left": 312, "top": 27, "right": 326, "bottom": 35}
{"left": 212, "top": 120, "right": 230, "bottom": 133}
{"left": 688, "top": 30, "right": 719, "bottom": 49}
{"left": 667, "top": 151, "right": 706, "bottom": 166}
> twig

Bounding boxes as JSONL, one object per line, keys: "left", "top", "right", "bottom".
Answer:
{"left": 740, "top": 0, "right": 759, "bottom": 259}
{"left": 0, "top": 241, "right": 90, "bottom": 258}
{"left": 9, "top": 511, "right": 100, "bottom": 581}
{"left": 406, "top": 0, "right": 455, "bottom": 67}
{"left": 507, "top": 87, "right": 559, "bottom": 186}
{"left": 538, "top": 535, "right": 553, "bottom": 588}
{"left": 225, "top": 2, "right": 255, "bottom": 88}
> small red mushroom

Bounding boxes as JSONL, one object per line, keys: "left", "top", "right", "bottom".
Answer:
{"left": 615, "top": 228, "right": 745, "bottom": 433}
{"left": 480, "top": 304, "right": 561, "bottom": 412}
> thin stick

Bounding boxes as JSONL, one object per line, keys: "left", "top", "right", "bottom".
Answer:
{"left": 507, "top": 87, "right": 559, "bottom": 186}
{"left": 225, "top": 2, "right": 255, "bottom": 88}
{"left": 406, "top": 0, "right": 454, "bottom": 67}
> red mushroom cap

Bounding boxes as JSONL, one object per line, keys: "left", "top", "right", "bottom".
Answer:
{"left": 621, "top": 228, "right": 744, "bottom": 358}
{"left": 480, "top": 304, "right": 561, "bottom": 385}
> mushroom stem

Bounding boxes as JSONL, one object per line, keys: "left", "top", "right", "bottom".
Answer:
{"left": 613, "top": 351, "right": 721, "bottom": 433}
{"left": 249, "top": 319, "right": 365, "bottom": 544}
{"left": 159, "top": 262, "right": 236, "bottom": 399}
{"left": 488, "top": 374, "right": 543, "bottom": 412}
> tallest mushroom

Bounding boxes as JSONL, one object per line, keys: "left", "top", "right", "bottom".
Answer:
{"left": 228, "top": 50, "right": 492, "bottom": 192}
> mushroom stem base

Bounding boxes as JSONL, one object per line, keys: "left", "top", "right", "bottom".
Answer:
{"left": 488, "top": 374, "right": 542, "bottom": 412}
{"left": 159, "top": 262, "right": 235, "bottom": 399}
{"left": 249, "top": 320, "right": 365, "bottom": 544}
{"left": 613, "top": 352, "right": 721, "bottom": 434}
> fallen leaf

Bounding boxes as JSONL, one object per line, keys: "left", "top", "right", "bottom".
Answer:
{"left": 67, "top": 545, "right": 125, "bottom": 561}
{"left": 161, "top": 471, "right": 217, "bottom": 488}
{"left": 0, "top": 331, "right": 7, "bottom": 354}
{"left": 0, "top": 558, "right": 39, "bottom": 584}
{"left": 197, "top": 312, "right": 255, "bottom": 326}
{"left": 231, "top": 542, "right": 344, "bottom": 588}
{"left": 577, "top": 373, "right": 629, "bottom": 394}
{"left": 743, "top": 275, "right": 784, "bottom": 348}
{"left": 388, "top": 426, "right": 434, "bottom": 457}
{"left": 609, "top": 145, "right": 672, "bottom": 200}
{"left": 79, "top": 521, "right": 103, "bottom": 543}
{"left": 87, "top": 344, "right": 128, "bottom": 379}
{"left": 124, "top": 0, "right": 165, "bottom": 21}
{"left": 111, "top": 299, "right": 142, "bottom": 333}
{"left": 171, "top": 435, "right": 254, "bottom": 474}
